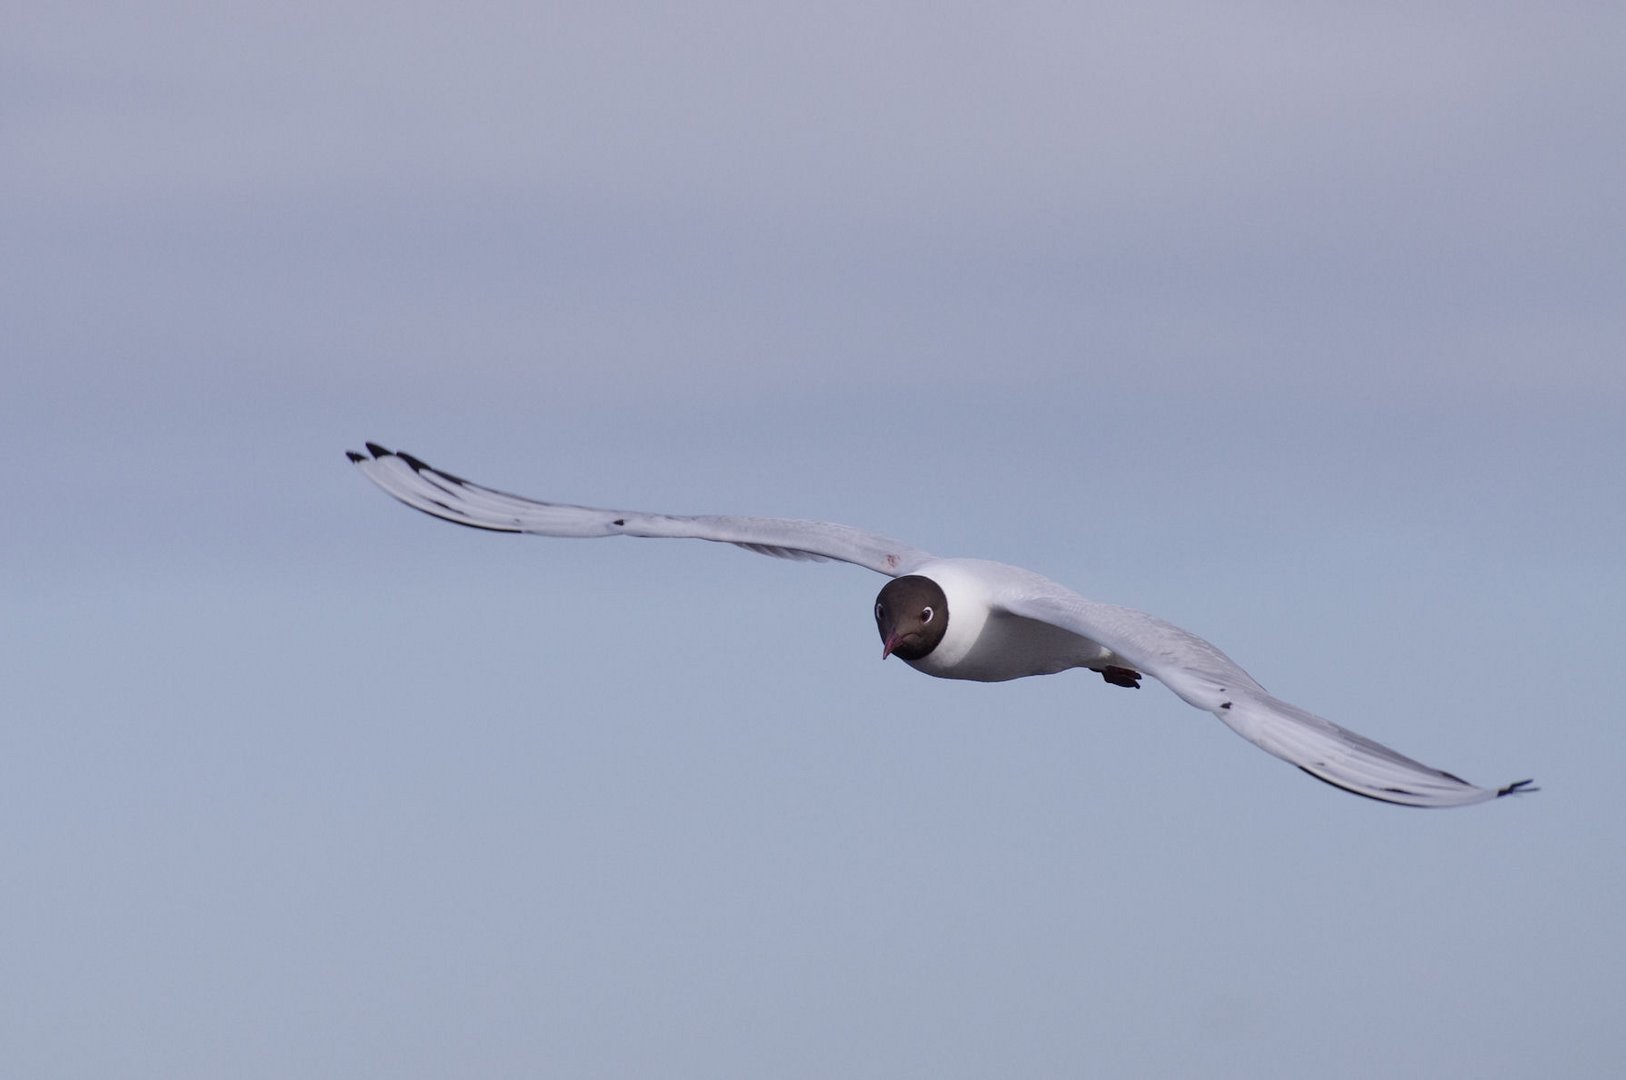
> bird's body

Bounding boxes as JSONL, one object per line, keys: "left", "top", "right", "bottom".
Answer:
{"left": 347, "top": 443, "right": 1533, "bottom": 808}
{"left": 893, "top": 559, "right": 1128, "bottom": 682}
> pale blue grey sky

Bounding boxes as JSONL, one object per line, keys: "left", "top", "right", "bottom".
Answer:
{"left": 4, "top": 3, "right": 1624, "bottom": 1077}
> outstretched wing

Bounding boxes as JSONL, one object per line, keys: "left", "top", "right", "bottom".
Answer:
{"left": 993, "top": 571, "right": 1533, "bottom": 808}
{"left": 347, "top": 443, "right": 935, "bottom": 577}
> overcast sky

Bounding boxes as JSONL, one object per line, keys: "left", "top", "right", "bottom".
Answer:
{"left": 5, "top": 3, "right": 1624, "bottom": 1078}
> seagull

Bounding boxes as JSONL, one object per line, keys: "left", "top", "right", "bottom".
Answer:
{"left": 347, "top": 442, "right": 1533, "bottom": 808}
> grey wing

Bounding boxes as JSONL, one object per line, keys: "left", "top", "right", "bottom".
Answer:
{"left": 346, "top": 443, "right": 935, "bottom": 577}
{"left": 994, "top": 575, "right": 1533, "bottom": 808}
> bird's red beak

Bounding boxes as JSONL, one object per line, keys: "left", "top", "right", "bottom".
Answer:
{"left": 881, "top": 633, "right": 900, "bottom": 660}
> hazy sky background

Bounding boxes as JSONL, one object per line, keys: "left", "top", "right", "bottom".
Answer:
{"left": 5, "top": 3, "right": 1624, "bottom": 1077}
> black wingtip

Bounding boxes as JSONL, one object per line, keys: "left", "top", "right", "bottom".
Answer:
{"left": 345, "top": 450, "right": 367, "bottom": 463}
{"left": 364, "top": 441, "right": 392, "bottom": 458}
{"left": 396, "top": 451, "right": 431, "bottom": 472}
{"left": 1496, "top": 779, "right": 1538, "bottom": 797}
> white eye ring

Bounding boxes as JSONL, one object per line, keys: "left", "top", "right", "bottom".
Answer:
{"left": 875, "top": 603, "right": 885, "bottom": 621}
{"left": 921, "top": 606, "right": 934, "bottom": 623}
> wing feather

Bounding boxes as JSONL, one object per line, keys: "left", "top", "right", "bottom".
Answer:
{"left": 347, "top": 443, "right": 933, "bottom": 577}
{"left": 995, "top": 574, "right": 1531, "bottom": 808}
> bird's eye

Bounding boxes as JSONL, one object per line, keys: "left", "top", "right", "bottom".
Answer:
{"left": 921, "top": 606, "right": 934, "bottom": 623}
{"left": 875, "top": 603, "right": 885, "bottom": 621}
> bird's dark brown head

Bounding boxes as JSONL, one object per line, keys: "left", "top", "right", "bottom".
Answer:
{"left": 875, "top": 575, "right": 949, "bottom": 661}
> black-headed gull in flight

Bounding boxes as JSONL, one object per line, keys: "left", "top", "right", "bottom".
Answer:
{"left": 348, "top": 443, "right": 1533, "bottom": 808}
